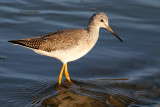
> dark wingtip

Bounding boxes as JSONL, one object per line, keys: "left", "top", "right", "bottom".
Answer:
{"left": 8, "top": 40, "right": 12, "bottom": 43}
{"left": 8, "top": 40, "right": 39, "bottom": 49}
{"left": 8, "top": 40, "right": 19, "bottom": 44}
{"left": 8, "top": 40, "right": 27, "bottom": 47}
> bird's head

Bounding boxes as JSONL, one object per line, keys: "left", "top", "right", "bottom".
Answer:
{"left": 89, "top": 12, "right": 123, "bottom": 42}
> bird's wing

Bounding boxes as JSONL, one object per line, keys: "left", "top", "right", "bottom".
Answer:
{"left": 8, "top": 29, "right": 84, "bottom": 52}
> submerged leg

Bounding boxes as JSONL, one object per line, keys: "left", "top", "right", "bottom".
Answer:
{"left": 64, "top": 63, "right": 71, "bottom": 82}
{"left": 59, "top": 64, "right": 65, "bottom": 85}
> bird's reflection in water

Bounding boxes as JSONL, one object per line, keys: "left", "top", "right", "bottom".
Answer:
{"left": 40, "top": 79, "right": 105, "bottom": 107}
{"left": 29, "top": 77, "right": 159, "bottom": 107}
{"left": 42, "top": 90, "right": 105, "bottom": 107}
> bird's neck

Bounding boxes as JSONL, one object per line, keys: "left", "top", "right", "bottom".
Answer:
{"left": 86, "top": 24, "right": 100, "bottom": 49}
{"left": 87, "top": 22, "right": 100, "bottom": 38}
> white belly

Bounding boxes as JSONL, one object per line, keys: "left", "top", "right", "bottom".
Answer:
{"left": 33, "top": 44, "right": 93, "bottom": 64}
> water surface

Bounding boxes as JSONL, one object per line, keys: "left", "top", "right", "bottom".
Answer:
{"left": 0, "top": 0, "right": 160, "bottom": 106}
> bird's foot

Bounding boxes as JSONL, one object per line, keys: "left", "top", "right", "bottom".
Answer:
{"left": 56, "top": 80, "right": 73, "bottom": 94}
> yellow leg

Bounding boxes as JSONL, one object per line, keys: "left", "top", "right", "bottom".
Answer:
{"left": 64, "top": 63, "right": 71, "bottom": 82}
{"left": 59, "top": 64, "right": 65, "bottom": 85}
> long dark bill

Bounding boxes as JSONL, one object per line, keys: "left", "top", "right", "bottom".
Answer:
{"left": 106, "top": 26, "right": 123, "bottom": 42}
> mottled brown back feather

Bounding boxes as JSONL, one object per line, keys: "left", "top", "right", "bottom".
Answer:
{"left": 8, "top": 29, "right": 86, "bottom": 52}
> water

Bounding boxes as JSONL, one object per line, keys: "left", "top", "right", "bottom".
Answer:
{"left": 0, "top": 0, "right": 160, "bottom": 106}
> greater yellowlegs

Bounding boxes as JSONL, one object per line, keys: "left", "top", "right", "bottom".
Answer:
{"left": 8, "top": 12, "right": 123, "bottom": 86}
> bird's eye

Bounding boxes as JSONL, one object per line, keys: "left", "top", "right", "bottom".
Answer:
{"left": 100, "top": 19, "right": 103, "bottom": 22}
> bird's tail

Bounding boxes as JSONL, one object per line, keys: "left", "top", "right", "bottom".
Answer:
{"left": 8, "top": 40, "right": 39, "bottom": 49}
